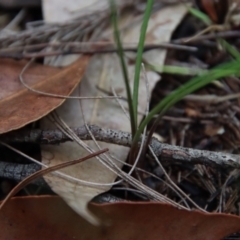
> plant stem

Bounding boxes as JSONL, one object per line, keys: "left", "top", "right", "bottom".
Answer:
{"left": 110, "top": 0, "right": 136, "bottom": 135}
{"left": 132, "top": 0, "right": 154, "bottom": 128}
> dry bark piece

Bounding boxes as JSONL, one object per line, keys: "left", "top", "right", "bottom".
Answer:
{"left": 0, "top": 57, "right": 89, "bottom": 134}
{"left": 0, "top": 195, "right": 240, "bottom": 240}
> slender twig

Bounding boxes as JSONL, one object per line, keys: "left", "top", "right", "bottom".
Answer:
{"left": 0, "top": 139, "right": 119, "bottom": 189}
{"left": 0, "top": 148, "right": 108, "bottom": 211}
{"left": 19, "top": 59, "right": 121, "bottom": 100}
{"left": 0, "top": 42, "right": 197, "bottom": 59}
{"left": 2, "top": 124, "right": 240, "bottom": 168}
{"left": 173, "top": 30, "right": 240, "bottom": 44}
{"left": 149, "top": 146, "right": 206, "bottom": 212}
{"left": 1, "top": 126, "right": 184, "bottom": 207}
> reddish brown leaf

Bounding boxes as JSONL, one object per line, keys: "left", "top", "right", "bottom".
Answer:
{"left": 0, "top": 195, "right": 240, "bottom": 240}
{"left": 185, "top": 107, "right": 200, "bottom": 117}
{"left": 197, "top": 0, "right": 228, "bottom": 23}
{"left": 0, "top": 56, "right": 89, "bottom": 134}
{"left": 204, "top": 125, "right": 224, "bottom": 137}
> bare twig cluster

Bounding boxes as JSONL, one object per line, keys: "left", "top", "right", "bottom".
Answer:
{"left": 1, "top": 0, "right": 238, "bottom": 60}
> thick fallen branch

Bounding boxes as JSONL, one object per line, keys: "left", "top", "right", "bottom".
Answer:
{"left": 2, "top": 125, "right": 240, "bottom": 168}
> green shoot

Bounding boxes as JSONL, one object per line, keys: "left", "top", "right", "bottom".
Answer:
{"left": 219, "top": 39, "right": 240, "bottom": 60}
{"left": 133, "top": 59, "right": 240, "bottom": 144}
{"left": 148, "top": 64, "right": 206, "bottom": 76}
{"left": 187, "top": 7, "right": 212, "bottom": 26}
{"left": 110, "top": 0, "right": 136, "bottom": 135}
{"left": 132, "top": 0, "right": 154, "bottom": 128}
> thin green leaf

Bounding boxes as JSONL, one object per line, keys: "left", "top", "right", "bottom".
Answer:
{"left": 132, "top": 0, "right": 154, "bottom": 128}
{"left": 133, "top": 60, "right": 240, "bottom": 144}
{"left": 149, "top": 64, "right": 206, "bottom": 76}
{"left": 219, "top": 39, "right": 240, "bottom": 60}
{"left": 110, "top": 0, "right": 136, "bottom": 135}
{"left": 188, "top": 7, "right": 212, "bottom": 26}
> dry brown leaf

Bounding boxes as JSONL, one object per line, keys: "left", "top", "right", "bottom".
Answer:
{"left": 185, "top": 107, "right": 201, "bottom": 117}
{"left": 1, "top": 195, "right": 240, "bottom": 240}
{"left": 204, "top": 125, "right": 225, "bottom": 137}
{"left": 0, "top": 57, "right": 89, "bottom": 134}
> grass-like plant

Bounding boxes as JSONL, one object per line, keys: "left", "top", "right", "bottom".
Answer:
{"left": 110, "top": 0, "right": 136, "bottom": 135}
{"left": 110, "top": 0, "right": 154, "bottom": 136}
{"left": 111, "top": 1, "right": 240, "bottom": 155}
{"left": 134, "top": 60, "right": 240, "bottom": 145}
{"left": 132, "top": 0, "right": 154, "bottom": 127}
{"left": 219, "top": 39, "right": 240, "bottom": 60}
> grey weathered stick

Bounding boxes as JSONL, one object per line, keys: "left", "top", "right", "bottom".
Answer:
{"left": 0, "top": 160, "right": 122, "bottom": 203}
{"left": 0, "top": 161, "right": 46, "bottom": 186}
{"left": 2, "top": 125, "right": 240, "bottom": 168}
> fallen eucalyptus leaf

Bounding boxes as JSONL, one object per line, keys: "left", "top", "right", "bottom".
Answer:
{"left": 0, "top": 57, "right": 89, "bottom": 134}
{"left": 1, "top": 196, "right": 240, "bottom": 240}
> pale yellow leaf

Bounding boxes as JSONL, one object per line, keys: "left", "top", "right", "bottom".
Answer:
{"left": 41, "top": 2, "right": 189, "bottom": 225}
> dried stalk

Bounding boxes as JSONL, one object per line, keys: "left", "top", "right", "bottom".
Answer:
{"left": 0, "top": 42, "right": 196, "bottom": 59}
{"left": 0, "top": 0, "right": 194, "bottom": 60}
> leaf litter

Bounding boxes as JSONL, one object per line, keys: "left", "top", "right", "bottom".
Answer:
{"left": 0, "top": 56, "right": 89, "bottom": 134}
{"left": 38, "top": 0, "right": 191, "bottom": 225}
{"left": 0, "top": 0, "right": 238, "bottom": 239}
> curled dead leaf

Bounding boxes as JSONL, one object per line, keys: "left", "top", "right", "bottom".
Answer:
{"left": 0, "top": 56, "right": 89, "bottom": 134}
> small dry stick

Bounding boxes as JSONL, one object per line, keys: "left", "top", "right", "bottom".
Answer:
{"left": 0, "top": 42, "right": 197, "bottom": 59}
{"left": 0, "top": 148, "right": 108, "bottom": 211}
{"left": 2, "top": 124, "right": 240, "bottom": 168}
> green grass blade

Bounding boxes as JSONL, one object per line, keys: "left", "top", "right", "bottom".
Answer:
{"left": 132, "top": 0, "right": 154, "bottom": 128}
{"left": 219, "top": 39, "right": 240, "bottom": 60}
{"left": 110, "top": 0, "right": 136, "bottom": 135}
{"left": 133, "top": 59, "right": 240, "bottom": 144}
{"left": 188, "top": 7, "right": 212, "bottom": 26}
{"left": 148, "top": 64, "right": 206, "bottom": 75}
